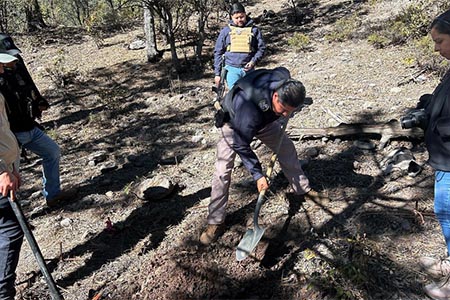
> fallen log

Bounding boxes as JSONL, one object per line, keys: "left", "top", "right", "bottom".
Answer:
{"left": 288, "top": 119, "right": 423, "bottom": 149}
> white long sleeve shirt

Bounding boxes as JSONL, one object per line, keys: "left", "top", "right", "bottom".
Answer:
{"left": 0, "top": 92, "right": 19, "bottom": 173}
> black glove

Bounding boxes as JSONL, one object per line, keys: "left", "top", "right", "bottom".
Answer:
{"left": 214, "top": 110, "right": 225, "bottom": 128}
{"left": 214, "top": 109, "right": 229, "bottom": 128}
{"left": 416, "top": 94, "right": 432, "bottom": 109}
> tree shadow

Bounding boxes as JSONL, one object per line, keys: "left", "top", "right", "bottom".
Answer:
{"left": 49, "top": 186, "right": 211, "bottom": 288}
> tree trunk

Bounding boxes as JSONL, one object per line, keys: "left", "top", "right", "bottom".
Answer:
{"left": 195, "top": 10, "right": 206, "bottom": 60}
{"left": 161, "top": 8, "right": 181, "bottom": 72}
{"left": 144, "top": 6, "right": 160, "bottom": 63}
{"left": 25, "top": 0, "right": 47, "bottom": 32}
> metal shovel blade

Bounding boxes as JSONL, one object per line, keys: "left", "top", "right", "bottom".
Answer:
{"left": 236, "top": 225, "right": 265, "bottom": 261}
{"left": 235, "top": 119, "right": 289, "bottom": 261}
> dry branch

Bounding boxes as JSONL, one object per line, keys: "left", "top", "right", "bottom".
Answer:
{"left": 288, "top": 119, "right": 423, "bottom": 149}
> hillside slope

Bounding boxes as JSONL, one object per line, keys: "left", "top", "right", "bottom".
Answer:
{"left": 12, "top": 0, "right": 445, "bottom": 299}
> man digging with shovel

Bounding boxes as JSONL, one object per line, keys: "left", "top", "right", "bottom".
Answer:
{"left": 200, "top": 66, "right": 326, "bottom": 246}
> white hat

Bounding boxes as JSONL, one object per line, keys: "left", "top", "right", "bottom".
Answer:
{"left": 0, "top": 53, "right": 18, "bottom": 63}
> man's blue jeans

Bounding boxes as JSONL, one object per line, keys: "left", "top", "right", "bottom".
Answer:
{"left": 225, "top": 65, "right": 252, "bottom": 89}
{"left": 15, "top": 127, "right": 61, "bottom": 200}
{"left": 435, "top": 170, "right": 450, "bottom": 255}
{"left": 0, "top": 197, "right": 23, "bottom": 300}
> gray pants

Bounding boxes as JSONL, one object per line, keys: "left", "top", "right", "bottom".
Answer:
{"left": 208, "top": 122, "right": 310, "bottom": 224}
{"left": 0, "top": 197, "right": 23, "bottom": 300}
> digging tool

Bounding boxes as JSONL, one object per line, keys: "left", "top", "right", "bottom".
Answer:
{"left": 236, "top": 118, "right": 289, "bottom": 261}
{"left": 8, "top": 191, "right": 64, "bottom": 300}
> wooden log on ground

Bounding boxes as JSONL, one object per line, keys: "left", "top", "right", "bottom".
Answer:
{"left": 288, "top": 119, "right": 423, "bottom": 149}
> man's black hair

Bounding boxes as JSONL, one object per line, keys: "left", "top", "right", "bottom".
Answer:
{"left": 230, "top": 2, "right": 245, "bottom": 15}
{"left": 276, "top": 79, "right": 306, "bottom": 108}
{"left": 432, "top": 9, "right": 450, "bottom": 35}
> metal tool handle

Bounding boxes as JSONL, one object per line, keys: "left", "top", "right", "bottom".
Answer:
{"left": 252, "top": 118, "right": 289, "bottom": 229}
{"left": 8, "top": 193, "right": 63, "bottom": 300}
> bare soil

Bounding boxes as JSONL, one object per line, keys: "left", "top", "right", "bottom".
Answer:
{"left": 11, "top": 0, "right": 446, "bottom": 299}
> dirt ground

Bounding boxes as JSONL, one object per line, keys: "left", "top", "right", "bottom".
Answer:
{"left": 9, "top": 0, "right": 449, "bottom": 299}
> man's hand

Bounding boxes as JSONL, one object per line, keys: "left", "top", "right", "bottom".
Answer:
{"left": 0, "top": 171, "right": 19, "bottom": 200}
{"left": 256, "top": 176, "right": 269, "bottom": 193}
{"left": 214, "top": 75, "right": 221, "bottom": 87}
{"left": 244, "top": 61, "right": 255, "bottom": 72}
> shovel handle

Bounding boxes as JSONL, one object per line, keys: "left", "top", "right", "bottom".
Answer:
{"left": 252, "top": 118, "right": 290, "bottom": 228}
{"left": 8, "top": 192, "right": 64, "bottom": 300}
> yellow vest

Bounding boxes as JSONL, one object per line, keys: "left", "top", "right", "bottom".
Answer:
{"left": 227, "top": 26, "right": 253, "bottom": 53}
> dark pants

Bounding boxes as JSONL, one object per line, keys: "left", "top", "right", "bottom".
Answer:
{"left": 0, "top": 197, "right": 23, "bottom": 300}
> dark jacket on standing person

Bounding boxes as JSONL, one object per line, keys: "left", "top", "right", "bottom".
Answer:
{"left": 213, "top": 18, "right": 266, "bottom": 76}
{"left": 0, "top": 55, "right": 49, "bottom": 133}
{"left": 222, "top": 67, "right": 291, "bottom": 180}
{"left": 424, "top": 70, "right": 450, "bottom": 171}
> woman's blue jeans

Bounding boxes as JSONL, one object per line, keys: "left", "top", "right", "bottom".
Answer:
{"left": 435, "top": 170, "right": 450, "bottom": 255}
{"left": 14, "top": 127, "right": 61, "bottom": 200}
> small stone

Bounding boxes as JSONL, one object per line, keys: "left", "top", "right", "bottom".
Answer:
{"left": 353, "top": 140, "right": 375, "bottom": 150}
{"left": 99, "top": 161, "right": 117, "bottom": 173}
{"left": 305, "top": 147, "right": 319, "bottom": 158}
{"left": 60, "top": 218, "right": 72, "bottom": 227}
{"left": 191, "top": 135, "right": 203, "bottom": 143}
{"left": 390, "top": 87, "right": 402, "bottom": 94}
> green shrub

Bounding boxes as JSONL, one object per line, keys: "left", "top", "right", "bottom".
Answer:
{"left": 288, "top": 32, "right": 312, "bottom": 51}
{"left": 392, "top": 3, "right": 430, "bottom": 41}
{"left": 325, "top": 14, "right": 362, "bottom": 42}
{"left": 367, "top": 33, "right": 390, "bottom": 48}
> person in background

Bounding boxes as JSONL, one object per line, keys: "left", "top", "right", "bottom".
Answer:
{"left": 0, "top": 34, "right": 77, "bottom": 208}
{"left": 415, "top": 9, "right": 450, "bottom": 300}
{"left": 213, "top": 2, "right": 266, "bottom": 89}
{"left": 0, "top": 50, "right": 24, "bottom": 300}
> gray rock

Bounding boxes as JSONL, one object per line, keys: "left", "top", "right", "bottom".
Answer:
{"left": 305, "top": 147, "right": 319, "bottom": 158}
{"left": 135, "top": 175, "right": 175, "bottom": 201}
{"left": 353, "top": 140, "right": 376, "bottom": 150}
{"left": 99, "top": 161, "right": 117, "bottom": 173}
{"left": 60, "top": 218, "right": 72, "bottom": 227}
{"left": 128, "top": 39, "right": 146, "bottom": 50}
{"left": 88, "top": 151, "right": 108, "bottom": 164}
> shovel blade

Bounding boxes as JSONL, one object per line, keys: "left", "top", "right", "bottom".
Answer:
{"left": 236, "top": 227, "right": 266, "bottom": 261}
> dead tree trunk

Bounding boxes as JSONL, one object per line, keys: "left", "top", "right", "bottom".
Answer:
{"left": 288, "top": 120, "right": 423, "bottom": 149}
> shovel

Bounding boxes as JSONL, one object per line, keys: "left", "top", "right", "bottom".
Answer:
{"left": 8, "top": 191, "right": 64, "bottom": 300}
{"left": 236, "top": 118, "right": 288, "bottom": 261}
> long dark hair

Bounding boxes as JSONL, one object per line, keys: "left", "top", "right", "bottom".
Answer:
{"left": 431, "top": 9, "right": 450, "bottom": 35}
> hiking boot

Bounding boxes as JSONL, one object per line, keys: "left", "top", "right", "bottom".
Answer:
{"left": 46, "top": 187, "right": 79, "bottom": 208}
{"left": 420, "top": 257, "right": 450, "bottom": 279}
{"left": 424, "top": 277, "right": 450, "bottom": 300}
{"left": 199, "top": 224, "right": 224, "bottom": 246}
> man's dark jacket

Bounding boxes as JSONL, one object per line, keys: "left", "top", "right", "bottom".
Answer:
{"left": 222, "top": 67, "right": 290, "bottom": 180}
{"left": 0, "top": 55, "right": 48, "bottom": 133}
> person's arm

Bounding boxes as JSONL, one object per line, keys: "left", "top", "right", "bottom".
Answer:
{"left": 251, "top": 27, "right": 266, "bottom": 65}
{"left": 214, "top": 28, "right": 229, "bottom": 78}
{"left": 231, "top": 97, "right": 265, "bottom": 181}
